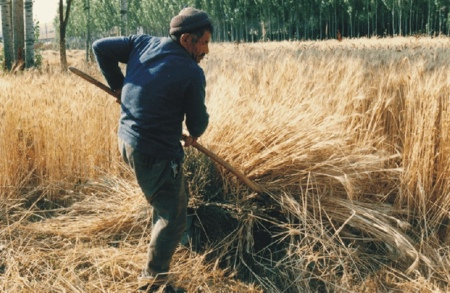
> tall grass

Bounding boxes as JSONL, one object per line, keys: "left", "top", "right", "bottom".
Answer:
{"left": 1, "top": 37, "right": 450, "bottom": 292}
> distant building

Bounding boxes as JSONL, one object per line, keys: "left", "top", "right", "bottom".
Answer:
{"left": 39, "top": 22, "right": 55, "bottom": 42}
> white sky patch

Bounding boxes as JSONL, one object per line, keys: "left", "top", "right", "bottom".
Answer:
{"left": 33, "top": 0, "right": 59, "bottom": 24}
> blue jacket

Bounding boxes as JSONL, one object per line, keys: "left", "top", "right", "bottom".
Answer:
{"left": 92, "top": 35, "right": 209, "bottom": 160}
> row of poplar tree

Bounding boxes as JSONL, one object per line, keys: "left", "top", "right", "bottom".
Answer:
{"left": 70, "top": 0, "right": 450, "bottom": 44}
{"left": 2, "top": 0, "right": 450, "bottom": 70}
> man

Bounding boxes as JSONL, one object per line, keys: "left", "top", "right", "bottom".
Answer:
{"left": 92, "top": 7, "right": 212, "bottom": 293}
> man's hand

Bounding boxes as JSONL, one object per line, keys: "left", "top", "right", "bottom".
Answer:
{"left": 182, "top": 134, "right": 197, "bottom": 147}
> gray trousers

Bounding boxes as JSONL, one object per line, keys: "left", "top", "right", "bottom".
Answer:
{"left": 119, "top": 139, "right": 187, "bottom": 275}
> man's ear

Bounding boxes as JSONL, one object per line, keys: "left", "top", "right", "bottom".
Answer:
{"left": 180, "top": 33, "right": 191, "bottom": 48}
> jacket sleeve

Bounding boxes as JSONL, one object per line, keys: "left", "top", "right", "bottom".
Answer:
{"left": 184, "top": 68, "right": 209, "bottom": 138}
{"left": 92, "top": 36, "right": 133, "bottom": 91}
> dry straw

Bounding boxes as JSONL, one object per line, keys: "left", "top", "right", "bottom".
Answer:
{"left": 1, "top": 37, "right": 450, "bottom": 292}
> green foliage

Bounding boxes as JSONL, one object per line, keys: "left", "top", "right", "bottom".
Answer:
{"left": 34, "top": 21, "right": 42, "bottom": 69}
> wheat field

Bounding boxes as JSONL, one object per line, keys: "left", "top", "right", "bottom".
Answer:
{"left": 1, "top": 36, "right": 450, "bottom": 292}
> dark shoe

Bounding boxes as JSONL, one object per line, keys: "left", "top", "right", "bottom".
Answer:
{"left": 138, "top": 272, "right": 168, "bottom": 292}
{"left": 138, "top": 284, "right": 185, "bottom": 293}
{"left": 162, "top": 284, "right": 186, "bottom": 293}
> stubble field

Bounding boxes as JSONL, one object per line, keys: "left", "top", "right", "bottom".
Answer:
{"left": 1, "top": 37, "right": 450, "bottom": 292}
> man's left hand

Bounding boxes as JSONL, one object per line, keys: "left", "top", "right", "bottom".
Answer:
{"left": 182, "top": 135, "right": 197, "bottom": 147}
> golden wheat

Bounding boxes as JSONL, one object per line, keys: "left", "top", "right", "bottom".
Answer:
{"left": 1, "top": 37, "right": 450, "bottom": 292}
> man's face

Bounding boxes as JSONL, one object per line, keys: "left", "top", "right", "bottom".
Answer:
{"left": 182, "top": 31, "right": 211, "bottom": 63}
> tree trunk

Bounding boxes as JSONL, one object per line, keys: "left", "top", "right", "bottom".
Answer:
{"left": 13, "top": 0, "right": 24, "bottom": 70}
{"left": 366, "top": 0, "right": 370, "bottom": 36}
{"left": 85, "top": 0, "right": 90, "bottom": 62}
{"left": 427, "top": 0, "right": 431, "bottom": 35}
{"left": 59, "top": 0, "right": 72, "bottom": 72}
{"left": 120, "top": 0, "right": 127, "bottom": 36}
{"left": 400, "top": 8, "right": 403, "bottom": 35}
{"left": 392, "top": 7, "right": 395, "bottom": 35}
{"left": 24, "top": 0, "right": 34, "bottom": 68}
{"left": 1, "top": 0, "right": 13, "bottom": 70}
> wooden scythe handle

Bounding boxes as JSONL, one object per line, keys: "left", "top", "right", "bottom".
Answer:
{"left": 69, "top": 67, "right": 265, "bottom": 196}
{"left": 190, "top": 140, "right": 264, "bottom": 194}
{"left": 68, "top": 66, "right": 121, "bottom": 102}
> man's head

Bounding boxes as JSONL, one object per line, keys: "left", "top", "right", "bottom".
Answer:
{"left": 170, "top": 7, "right": 213, "bottom": 63}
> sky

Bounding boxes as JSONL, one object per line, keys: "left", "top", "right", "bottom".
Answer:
{"left": 34, "top": 0, "right": 59, "bottom": 24}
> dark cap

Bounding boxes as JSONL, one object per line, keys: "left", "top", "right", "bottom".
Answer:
{"left": 169, "top": 7, "right": 211, "bottom": 35}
